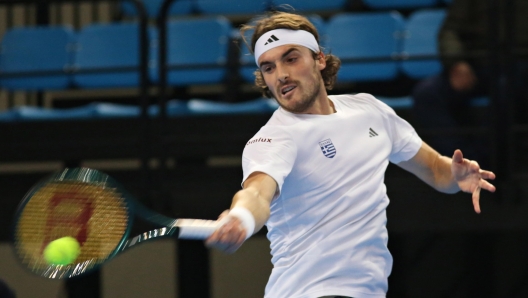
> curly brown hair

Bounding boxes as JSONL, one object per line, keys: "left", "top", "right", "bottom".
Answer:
{"left": 240, "top": 12, "right": 341, "bottom": 98}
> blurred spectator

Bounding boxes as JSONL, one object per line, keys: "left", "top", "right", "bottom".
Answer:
{"left": 412, "top": 0, "right": 528, "bottom": 163}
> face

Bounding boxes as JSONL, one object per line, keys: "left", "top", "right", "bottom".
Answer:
{"left": 258, "top": 45, "right": 326, "bottom": 114}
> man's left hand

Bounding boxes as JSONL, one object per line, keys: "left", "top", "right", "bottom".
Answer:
{"left": 451, "top": 149, "right": 496, "bottom": 213}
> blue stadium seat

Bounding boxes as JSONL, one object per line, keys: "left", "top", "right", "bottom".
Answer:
{"left": 187, "top": 97, "right": 278, "bottom": 114}
{"left": 0, "top": 26, "right": 76, "bottom": 90}
{"left": 0, "top": 97, "right": 278, "bottom": 122}
{"left": 470, "top": 97, "right": 490, "bottom": 107}
{"left": 375, "top": 95, "right": 414, "bottom": 109}
{"left": 0, "top": 105, "right": 95, "bottom": 121}
{"left": 73, "top": 23, "right": 157, "bottom": 88}
{"left": 238, "top": 15, "right": 327, "bottom": 83}
{"left": 271, "top": 0, "right": 346, "bottom": 12}
{"left": 307, "top": 14, "right": 327, "bottom": 47}
{"left": 325, "top": 12, "right": 405, "bottom": 82}
{"left": 238, "top": 37, "right": 257, "bottom": 83}
{"left": 91, "top": 102, "right": 141, "bottom": 118}
{"left": 147, "top": 99, "right": 190, "bottom": 116}
{"left": 400, "top": 9, "right": 446, "bottom": 79}
{"left": 0, "top": 102, "right": 143, "bottom": 121}
{"left": 363, "top": 0, "right": 438, "bottom": 9}
{"left": 373, "top": 95, "right": 484, "bottom": 110}
{"left": 156, "top": 16, "right": 232, "bottom": 86}
{"left": 120, "top": 0, "right": 194, "bottom": 18}
{"left": 195, "top": 0, "right": 268, "bottom": 15}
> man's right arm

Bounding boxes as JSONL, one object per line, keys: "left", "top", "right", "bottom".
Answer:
{"left": 205, "top": 171, "right": 277, "bottom": 253}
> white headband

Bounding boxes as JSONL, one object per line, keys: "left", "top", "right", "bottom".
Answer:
{"left": 254, "top": 29, "right": 320, "bottom": 65}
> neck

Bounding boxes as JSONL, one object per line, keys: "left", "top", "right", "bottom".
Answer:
{"left": 302, "top": 90, "right": 334, "bottom": 115}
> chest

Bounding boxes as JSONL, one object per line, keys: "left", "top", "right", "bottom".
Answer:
{"left": 290, "top": 111, "right": 391, "bottom": 173}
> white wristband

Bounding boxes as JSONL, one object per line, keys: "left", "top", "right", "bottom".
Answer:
{"left": 228, "top": 207, "right": 256, "bottom": 240}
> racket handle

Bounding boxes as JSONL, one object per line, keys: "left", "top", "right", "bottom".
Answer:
{"left": 174, "top": 219, "right": 220, "bottom": 240}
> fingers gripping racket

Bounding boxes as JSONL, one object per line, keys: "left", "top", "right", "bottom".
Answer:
{"left": 12, "top": 167, "right": 220, "bottom": 279}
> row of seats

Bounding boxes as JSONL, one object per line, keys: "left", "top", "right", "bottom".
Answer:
{"left": 0, "top": 94, "right": 489, "bottom": 122}
{"left": 0, "top": 97, "right": 279, "bottom": 121}
{"left": 240, "top": 9, "right": 446, "bottom": 82}
{"left": 0, "top": 17, "right": 230, "bottom": 90}
{"left": 121, "top": 0, "right": 452, "bottom": 18}
{"left": 0, "top": 9, "right": 446, "bottom": 91}
{"left": 0, "top": 95, "right": 431, "bottom": 122}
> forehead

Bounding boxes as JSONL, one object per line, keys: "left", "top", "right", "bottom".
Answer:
{"left": 257, "top": 44, "right": 310, "bottom": 65}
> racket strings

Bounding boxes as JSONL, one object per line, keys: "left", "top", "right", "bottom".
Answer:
{"left": 15, "top": 181, "right": 129, "bottom": 277}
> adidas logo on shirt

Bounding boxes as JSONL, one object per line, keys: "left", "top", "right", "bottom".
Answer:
{"left": 369, "top": 128, "right": 378, "bottom": 138}
{"left": 264, "top": 35, "right": 279, "bottom": 45}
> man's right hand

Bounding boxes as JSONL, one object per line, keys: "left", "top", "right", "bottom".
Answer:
{"left": 205, "top": 210, "right": 247, "bottom": 254}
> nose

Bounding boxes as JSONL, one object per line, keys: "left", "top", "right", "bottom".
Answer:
{"left": 277, "top": 65, "right": 289, "bottom": 83}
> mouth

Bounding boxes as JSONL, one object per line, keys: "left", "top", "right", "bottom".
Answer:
{"left": 280, "top": 85, "right": 297, "bottom": 96}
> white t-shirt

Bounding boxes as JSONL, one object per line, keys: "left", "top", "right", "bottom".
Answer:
{"left": 242, "top": 93, "right": 422, "bottom": 298}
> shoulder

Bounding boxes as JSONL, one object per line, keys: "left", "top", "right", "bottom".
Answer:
{"left": 331, "top": 93, "right": 396, "bottom": 115}
{"left": 263, "top": 107, "right": 302, "bottom": 127}
{"left": 246, "top": 123, "right": 293, "bottom": 146}
{"left": 243, "top": 121, "right": 298, "bottom": 163}
{"left": 331, "top": 93, "right": 382, "bottom": 105}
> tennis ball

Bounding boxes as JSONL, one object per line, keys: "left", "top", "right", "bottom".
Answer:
{"left": 43, "top": 236, "right": 81, "bottom": 265}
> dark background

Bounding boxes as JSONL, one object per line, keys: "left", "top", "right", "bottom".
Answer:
{"left": 1, "top": 0, "right": 528, "bottom": 297}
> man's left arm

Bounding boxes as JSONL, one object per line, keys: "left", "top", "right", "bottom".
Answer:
{"left": 396, "top": 142, "right": 496, "bottom": 213}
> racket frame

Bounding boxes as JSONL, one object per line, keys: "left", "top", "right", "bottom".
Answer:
{"left": 12, "top": 167, "right": 217, "bottom": 279}
{"left": 11, "top": 168, "right": 135, "bottom": 279}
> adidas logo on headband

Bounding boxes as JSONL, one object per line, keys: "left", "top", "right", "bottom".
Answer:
{"left": 264, "top": 35, "right": 280, "bottom": 45}
{"left": 254, "top": 29, "right": 320, "bottom": 65}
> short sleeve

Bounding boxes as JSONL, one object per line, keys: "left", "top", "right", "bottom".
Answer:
{"left": 242, "top": 126, "right": 297, "bottom": 197}
{"left": 356, "top": 93, "right": 422, "bottom": 163}
{"left": 384, "top": 105, "right": 422, "bottom": 163}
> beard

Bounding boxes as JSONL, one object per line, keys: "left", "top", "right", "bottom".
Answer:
{"left": 275, "top": 77, "right": 322, "bottom": 114}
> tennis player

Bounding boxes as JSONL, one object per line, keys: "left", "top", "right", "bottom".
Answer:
{"left": 206, "top": 12, "right": 496, "bottom": 298}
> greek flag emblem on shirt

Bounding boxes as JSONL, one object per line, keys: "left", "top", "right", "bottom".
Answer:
{"left": 319, "top": 139, "right": 336, "bottom": 158}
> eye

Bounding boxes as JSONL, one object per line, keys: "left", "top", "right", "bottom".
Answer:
{"left": 286, "top": 56, "right": 297, "bottom": 63}
{"left": 261, "top": 65, "right": 273, "bottom": 73}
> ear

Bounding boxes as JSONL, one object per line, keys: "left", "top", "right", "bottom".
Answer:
{"left": 316, "top": 52, "right": 326, "bottom": 71}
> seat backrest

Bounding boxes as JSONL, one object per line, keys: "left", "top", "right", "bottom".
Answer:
{"left": 120, "top": 0, "right": 194, "bottom": 18}
{"left": 401, "top": 9, "right": 446, "bottom": 78}
{"left": 195, "top": 0, "right": 268, "bottom": 15}
{"left": 325, "top": 12, "right": 405, "bottom": 82}
{"left": 271, "top": 0, "right": 346, "bottom": 12}
{"left": 0, "top": 26, "right": 76, "bottom": 90}
{"left": 363, "top": 0, "right": 439, "bottom": 9}
{"left": 187, "top": 97, "right": 277, "bottom": 115}
{"left": 308, "top": 14, "right": 327, "bottom": 47}
{"left": 238, "top": 25, "right": 257, "bottom": 84}
{"left": 73, "top": 22, "right": 156, "bottom": 88}
{"left": 160, "top": 16, "right": 233, "bottom": 86}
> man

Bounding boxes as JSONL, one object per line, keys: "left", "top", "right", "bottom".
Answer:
{"left": 206, "top": 12, "right": 496, "bottom": 298}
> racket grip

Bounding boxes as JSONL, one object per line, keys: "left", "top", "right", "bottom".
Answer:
{"left": 175, "top": 219, "right": 220, "bottom": 240}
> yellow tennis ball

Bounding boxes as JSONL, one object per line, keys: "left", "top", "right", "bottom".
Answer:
{"left": 43, "top": 236, "right": 81, "bottom": 265}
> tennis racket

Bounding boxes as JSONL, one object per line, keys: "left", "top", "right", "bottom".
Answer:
{"left": 12, "top": 167, "right": 221, "bottom": 279}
